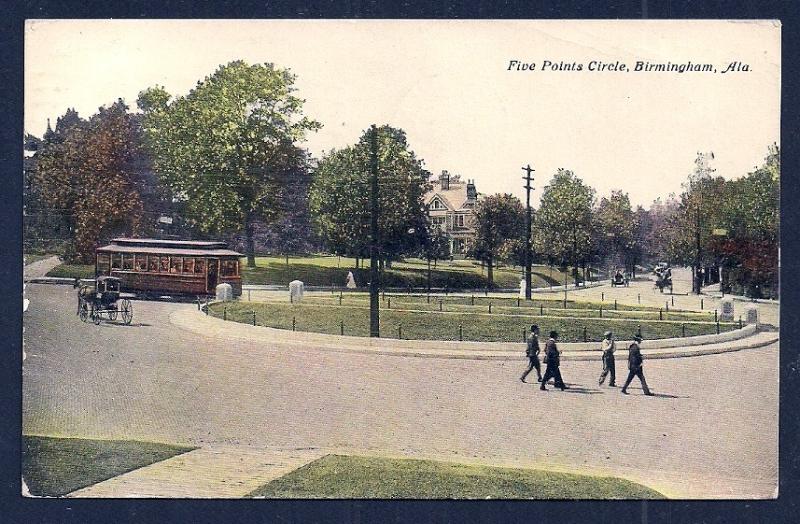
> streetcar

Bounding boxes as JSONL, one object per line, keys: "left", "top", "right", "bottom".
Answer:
{"left": 95, "top": 238, "right": 243, "bottom": 298}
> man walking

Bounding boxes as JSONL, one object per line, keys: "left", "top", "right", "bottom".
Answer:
{"left": 621, "top": 335, "right": 653, "bottom": 395}
{"left": 540, "top": 331, "right": 567, "bottom": 391}
{"left": 598, "top": 330, "right": 616, "bottom": 386}
{"left": 520, "top": 324, "right": 542, "bottom": 383}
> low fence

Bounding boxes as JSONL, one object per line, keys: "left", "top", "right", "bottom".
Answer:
{"left": 203, "top": 299, "right": 746, "bottom": 346}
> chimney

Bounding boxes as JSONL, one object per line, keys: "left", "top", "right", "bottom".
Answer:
{"left": 466, "top": 179, "right": 477, "bottom": 200}
{"left": 439, "top": 170, "right": 450, "bottom": 190}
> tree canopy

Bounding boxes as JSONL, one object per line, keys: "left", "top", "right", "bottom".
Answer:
{"left": 536, "top": 169, "right": 595, "bottom": 283}
{"left": 33, "top": 101, "right": 145, "bottom": 262}
{"left": 469, "top": 193, "right": 525, "bottom": 286}
{"left": 138, "top": 60, "right": 320, "bottom": 266}
{"left": 309, "top": 125, "right": 431, "bottom": 264}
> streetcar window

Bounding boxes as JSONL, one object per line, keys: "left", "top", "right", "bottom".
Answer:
{"left": 160, "top": 256, "right": 169, "bottom": 272}
{"left": 122, "top": 254, "right": 134, "bottom": 270}
{"left": 221, "top": 260, "right": 237, "bottom": 276}
{"left": 148, "top": 255, "right": 159, "bottom": 272}
{"left": 194, "top": 258, "right": 205, "bottom": 274}
{"left": 136, "top": 254, "right": 147, "bottom": 271}
{"left": 170, "top": 257, "right": 182, "bottom": 273}
{"left": 97, "top": 253, "right": 110, "bottom": 276}
{"left": 184, "top": 257, "right": 195, "bottom": 274}
{"left": 111, "top": 253, "right": 122, "bottom": 269}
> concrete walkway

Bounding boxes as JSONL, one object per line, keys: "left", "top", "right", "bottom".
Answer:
{"left": 23, "top": 255, "right": 62, "bottom": 280}
{"left": 68, "top": 445, "right": 325, "bottom": 498}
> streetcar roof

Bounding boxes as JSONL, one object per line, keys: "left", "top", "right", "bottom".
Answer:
{"left": 97, "top": 244, "right": 242, "bottom": 257}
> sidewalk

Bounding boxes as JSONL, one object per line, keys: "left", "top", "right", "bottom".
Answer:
{"left": 23, "top": 255, "right": 61, "bottom": 280}
{"left": 68, "top": 445, "right": 326, "bottom": 498}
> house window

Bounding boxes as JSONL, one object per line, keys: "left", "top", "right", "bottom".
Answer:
{"left": 456, "top": 215, "right": 465, "bottom": 228}
{"left": 431, "top": 198, "right": 444, "bottom": 210}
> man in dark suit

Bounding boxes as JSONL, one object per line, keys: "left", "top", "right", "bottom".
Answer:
{"left": 621, "top": 335, "right": 653, "bottom": 395}
{"left": 540, "top": 330, "right": 567, "bottom": 391}
{"left": 520, "top": 324, "right": 542, "bottom": 383}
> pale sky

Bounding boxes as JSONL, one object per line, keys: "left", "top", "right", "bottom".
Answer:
{"left": 25, "top": 19, "right": 780, "bottom": 208}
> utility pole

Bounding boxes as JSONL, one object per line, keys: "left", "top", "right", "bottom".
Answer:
{"left": 522, "top": 164, "right": 535, "bottom": 300}
{"left": 369, "top": 125, "right": 380, "bottom": 337}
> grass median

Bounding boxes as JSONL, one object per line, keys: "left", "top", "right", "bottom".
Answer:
{"left": 45, "top": 263, "right": 95, "bottom": 280}
{"left": 243, "top": 256, "right": 570, "bottom": 289}
{"left": 248, "top": 454, "right": 665, "bottom": 499}
{"left": 22, "top": 435, "right": 195, "bottom": 497}
{"left": 209, "top": 300, "right": 737, "bottom": 343}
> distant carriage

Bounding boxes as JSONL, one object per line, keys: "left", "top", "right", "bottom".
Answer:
{"left": 77, "top": 276, "right": 133, "bottom": 325}
{"left": 611, "top": 270, "right": 627, "bottom": 287}
{"left": 653, "top": 264, "right": 672, "bottom": 293}
{"left": 95, "top": 238, "right": 243, "bottom": 298}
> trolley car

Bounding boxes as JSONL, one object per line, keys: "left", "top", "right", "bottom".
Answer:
{"left": 95, "top": 238, "right": 243, "bottom": 298}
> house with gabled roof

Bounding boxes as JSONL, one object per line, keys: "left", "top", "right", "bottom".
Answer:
{"left": 424, "top": 170, "right": 480, "bottom": 255}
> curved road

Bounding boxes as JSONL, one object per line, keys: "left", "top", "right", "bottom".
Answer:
{"left": 22, "top": 282, "right": 777, "bottom": 498}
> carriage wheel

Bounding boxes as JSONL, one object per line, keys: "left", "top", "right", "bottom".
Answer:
{"left": 92, "top": 303, "right": 101, "bottom": 325}
{"left": 121, "top": 299, "right": 133, "bottom": 325}
{"left": 79, "top": 301, "right": 88, "bottom": 322}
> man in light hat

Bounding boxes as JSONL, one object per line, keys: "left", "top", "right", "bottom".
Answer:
{"left": 598, "top": 330, "right": 616, "bottom": 387}
{"left": 621, "top": 334, "right": 653, "bottom": 395}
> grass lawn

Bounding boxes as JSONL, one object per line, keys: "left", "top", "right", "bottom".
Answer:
{"left": 242, "top": 255, "right": 575, "bottom": 289}
{"left": 22, "top": 435, "right": 194, "bottom": 497}
{"left": 45, "top": 264, "right": 95, "bottom": 280}
{"left": 210, "top": 300, "right": 735, "bottom": 343}
{"left": 248, "top": 454, "right": 665, "bottom": 499}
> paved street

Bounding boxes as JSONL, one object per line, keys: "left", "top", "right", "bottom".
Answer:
{"left": 23, "top": 282, "right": 778, "bottom": 498}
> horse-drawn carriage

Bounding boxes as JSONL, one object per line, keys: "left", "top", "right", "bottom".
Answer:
{"left": 653, "top": 264, "right": 673, "bottom": 293}
{"left": 77, "top": 276, "right": 133, "bottom": 325}
{"left": 611, "top": 270, "right": 629, "bottom": 287}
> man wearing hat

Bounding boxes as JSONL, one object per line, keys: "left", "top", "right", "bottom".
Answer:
{"left": 621, "top": 335, "right": 653, "bottom": 395}
{"left": 540, "top": 330, "right": 567, "bottom": 391}
{"left": 520, "top": 324, "right": 542, "bottom": 383}
{"left": 598, "top": 330, "right": 616, "bottom": 386}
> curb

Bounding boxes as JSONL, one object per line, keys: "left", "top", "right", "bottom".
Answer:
{"left": 171, "top": 307, "right": 777, "bottom": 362}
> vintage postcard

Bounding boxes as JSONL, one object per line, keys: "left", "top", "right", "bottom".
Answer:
{"left": 22, "top": 19, "right": 779, "bottom": 499}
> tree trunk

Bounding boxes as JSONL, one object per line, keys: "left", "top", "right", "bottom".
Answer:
{"left": 487, "top": 256, "right": 494, "bottom": 287}
{"left": 285, "top": 253, "right": 289, "bottom": 266}
{"left": 245, "top": 215, "right": 256, "bottom": 268}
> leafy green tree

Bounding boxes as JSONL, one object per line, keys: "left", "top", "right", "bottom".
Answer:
{"left": 309, "top": 126, "right": 431, "bottom": 267}
{"left": 536, "top": 169, "right": 596, "bottom": 285}
{"left": 714, "top": 145, "right": 779, "bottom": 297}
{"left": 138, "top": 60, "right": 320, "bottom": 267}
{"left": 594, "top": 190, "right": 635, "bottom": 271}
{"left": 469, "top": 193, "right": 525, "bottom": 286}
{"left": 423, "top": 227, "right": 452, "bottom": 268}
{"left": 33, "top": 101, "right": 145, "bottom": 262}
